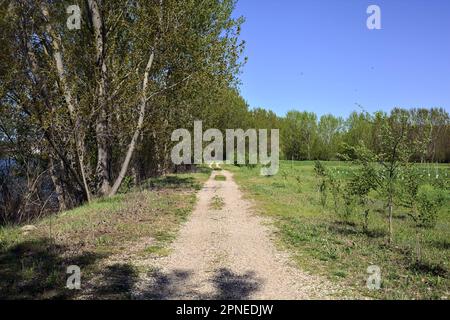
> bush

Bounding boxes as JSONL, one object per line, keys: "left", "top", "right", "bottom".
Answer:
{"left": 348, "top": 167, "right": 377, "bottom": 231}
{"left": 314, "top": 160, "right": 327, "bottom": 176}
{"left": 416, "top": 184, "right": 445, "bottom": 228}
{"left": 314, "top": 161, "right": 328, "bottom": 207}
{"left": 340, "top": 185, "right": 356, "bottom": 222}
{"left": 118, "top": 176, "right": 135, "bottom": 194}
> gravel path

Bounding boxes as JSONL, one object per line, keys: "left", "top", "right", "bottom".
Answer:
{"left": 133, "top": 170, "right": 350, "bottom": 300}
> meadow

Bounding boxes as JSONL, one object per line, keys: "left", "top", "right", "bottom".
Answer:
{"left": 227, "top": 161, "right": 450, "bottom": 299}
{"left": 1, "top": 161, "right": 448, "bottom": 300}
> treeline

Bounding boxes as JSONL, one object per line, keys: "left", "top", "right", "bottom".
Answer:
{"left": 0, "top": 0, "right": 245, "bottom": 223}
{"left": 213, "top": 101, "right": 450, "bottom": 163}
{"left": 279, "top": 108, "right": 450, "bottom": 163}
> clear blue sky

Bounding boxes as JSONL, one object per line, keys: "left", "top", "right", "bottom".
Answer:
{"left": 233, "top": 0, "right": 450, "bottom": 118}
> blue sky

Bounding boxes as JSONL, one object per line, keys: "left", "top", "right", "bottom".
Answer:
{"left": 233, "top": 0, "right": 450, "bottom": 118}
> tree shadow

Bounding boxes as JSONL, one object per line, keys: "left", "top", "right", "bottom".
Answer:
{"left": 428, "top": 239, "right": 450, "bottom": 250}
{"left": 408, "top": 260, "right": 448, "bottom": 278}
{"left": 0, "top": 238, "right": 103, "bottom": 300}
{"left": 173, "top": 165, "right": 212, "bottom": 175}
{"left": 328, "top": 222, "right": 359, "bottom": 237}
{"left": 393, "top": 213, "right": 409, "bottom": 221}
{"left": 145, "top": 176, "right": 201, "bottom": 191}
{"left": 329, "top": 221, "right": 386, "bottom": 239}
{"left": 0, "top": 239, "right": 146, "bottom": 300}
{"left": 1, "top": 239, "right": 263, "bottom": 300}
{"left": 364, "top": 228, "right": 387, "bottom": 239}
{"left": 210, "top": 268, "right": 261, "bottom": 300}
{"left": 140, "top": 269, "right": 194, "bottom": 299}
{"left": 91, "top": 263, "right": 139, "bottom": 300}
{"left": 139, "top": 268, "right": 261, "bottom": 300}
{"left": 194, "top": 166, "right": 213, "bottom": 174}
{"left": 333, "top": 220, "right": 357, "bottom": 227}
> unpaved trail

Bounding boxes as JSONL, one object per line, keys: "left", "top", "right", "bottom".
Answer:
{"left": 132, "top": 170, "right": 352, "bottom": 300}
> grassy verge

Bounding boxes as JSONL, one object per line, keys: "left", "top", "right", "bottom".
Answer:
{"left": 0, "top": 167, "right": 211, "bottom": 299}
{"left": 214, "top": 175, "right": 226, "bottom": 181}
{"left": 227, "top": 161, "right": 449, "bottom": 299}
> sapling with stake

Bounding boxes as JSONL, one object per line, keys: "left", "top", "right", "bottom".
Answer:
{"left": 314, "top": 161, "right": 328, "bottom": 208}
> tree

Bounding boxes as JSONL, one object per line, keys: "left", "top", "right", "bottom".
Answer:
{"left": 282, "top": 111, "right": 318, "bottom": 160}
{"left": 0, "top": 0, "right": 246, "bottom": 220}
{"left": 349, "top": 110, "right": 417, "bottom": 243}
{"left": 317, "top": 114, "right": 343, "bottom": 160}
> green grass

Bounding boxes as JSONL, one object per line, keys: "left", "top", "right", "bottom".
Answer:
{"left": 210, "top": 195, "right": 225, "bottom": 210}
{"left": 227, "top": 161, "right": 450, "bottom": 300}
{"left": 214, "top": 175, "right": 226, "bottom": 181}
{"left": 143, "top": 245, "right": 172, "bottom": 257}
{"left": 0, "top": 168, "right": 211, "bottom": 299}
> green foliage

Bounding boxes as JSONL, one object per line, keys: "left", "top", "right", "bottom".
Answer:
{"left": 326, "top": 169, "right": 342, "bottom": 216}
{"left": 280, "top": 170, "right": 289, "bottom": 187}
{"left": 314, "top": 161, "right": 328, "bottom": 207}
{"left": 400, "top": 166, "right": 422, "bottom": 210}
{"left": 416, "top": 184, "right": 445, "bottom": 228}
{"left": 294, "top": 174, "right": 303, "bottom": 193}
{"left": 348, "top": 166, "right": 377, "bottom": 231}
{"left": 282, "top": 111, "right": 318, "bottom": 160}
{"left": 279, "top": 108, "right": 450, "bottom": 164}
{"left": 340, "top": 188, "right": 356, "bottom": 221}
{"left": 327, "top": 169, "right": 354, "bottom": 222}
{"left": 1, "top": 0, "right": 247, "bottom": 216}
{"left": 118, "top": 176, "right": 135, "bottom": 194}
{"left": 314, "top": 160, "right": 327, "bottom": 176}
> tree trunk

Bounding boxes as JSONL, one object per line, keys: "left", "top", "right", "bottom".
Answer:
{"left": 49, "top": 157, "right": 67, "bottom": 211}
{"left": 415, "top": 228, "right": 422, "bottom": 262}
{"left": 40, "top": 3, "right": 92, "bottom": 203}
{"left": 363, "top": 208, "right": 369, "bottom": 233}
{"left": 152, "top": 130, "right": 162, "bottom": 175}
{"left": 88, "top": 0, "right": 112, "bottom": 196}
{"left": 388, "top": 200, "right": 393, "bottom": 244}
{"left": 109, "top": 52, "right": 155, "bottom": 196}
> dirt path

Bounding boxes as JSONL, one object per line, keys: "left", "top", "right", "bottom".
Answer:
{"left": 132, "top": 170, "right": 350, "bottom": 300}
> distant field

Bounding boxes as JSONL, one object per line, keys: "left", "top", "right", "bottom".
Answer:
{"left": 228, "top": 161, "right": 450, "bottom": 299}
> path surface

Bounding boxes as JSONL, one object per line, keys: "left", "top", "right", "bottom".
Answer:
{"left": 133, "top": 170, "right": 349, "bottom": 300}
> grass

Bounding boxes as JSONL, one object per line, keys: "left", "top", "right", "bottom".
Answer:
{"left": 214, "top": 175, "right": 226, "bottom": 181}
{"left": 227, "top": 161, "right": 450, "bottom": 300}
{"left": 0, "top": 168, "right": 211, "bottom": 299}
{"left": 210, "top": 195, "right": 225, "bottom": 210}
{"left": 143, "top": 244, "right": 171, "bottom": 257}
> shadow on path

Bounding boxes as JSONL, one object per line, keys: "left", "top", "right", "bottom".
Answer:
{"left": 139, "top": 268, "right": 262, "bottom": 300}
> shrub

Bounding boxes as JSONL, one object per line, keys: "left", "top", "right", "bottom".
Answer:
{"left": 314, "top": 161, "right": 328, "bottom": 207}
{"left": 327, "top": 169, "right": 341, "bottom": 215}
{"left": 416, "top": 184, "right": 445, "bottom": 228}
{"left": 118, "top": 176, "right": 135, "bottom": 194}
{"left": 348, "top": 166, "right": 377, "bottom": 232}
{"left": 340, "top": 184, "right": 356, "bottom": 222}
{"left": 314, "top": 160, "right": 327, "bottom": 176}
